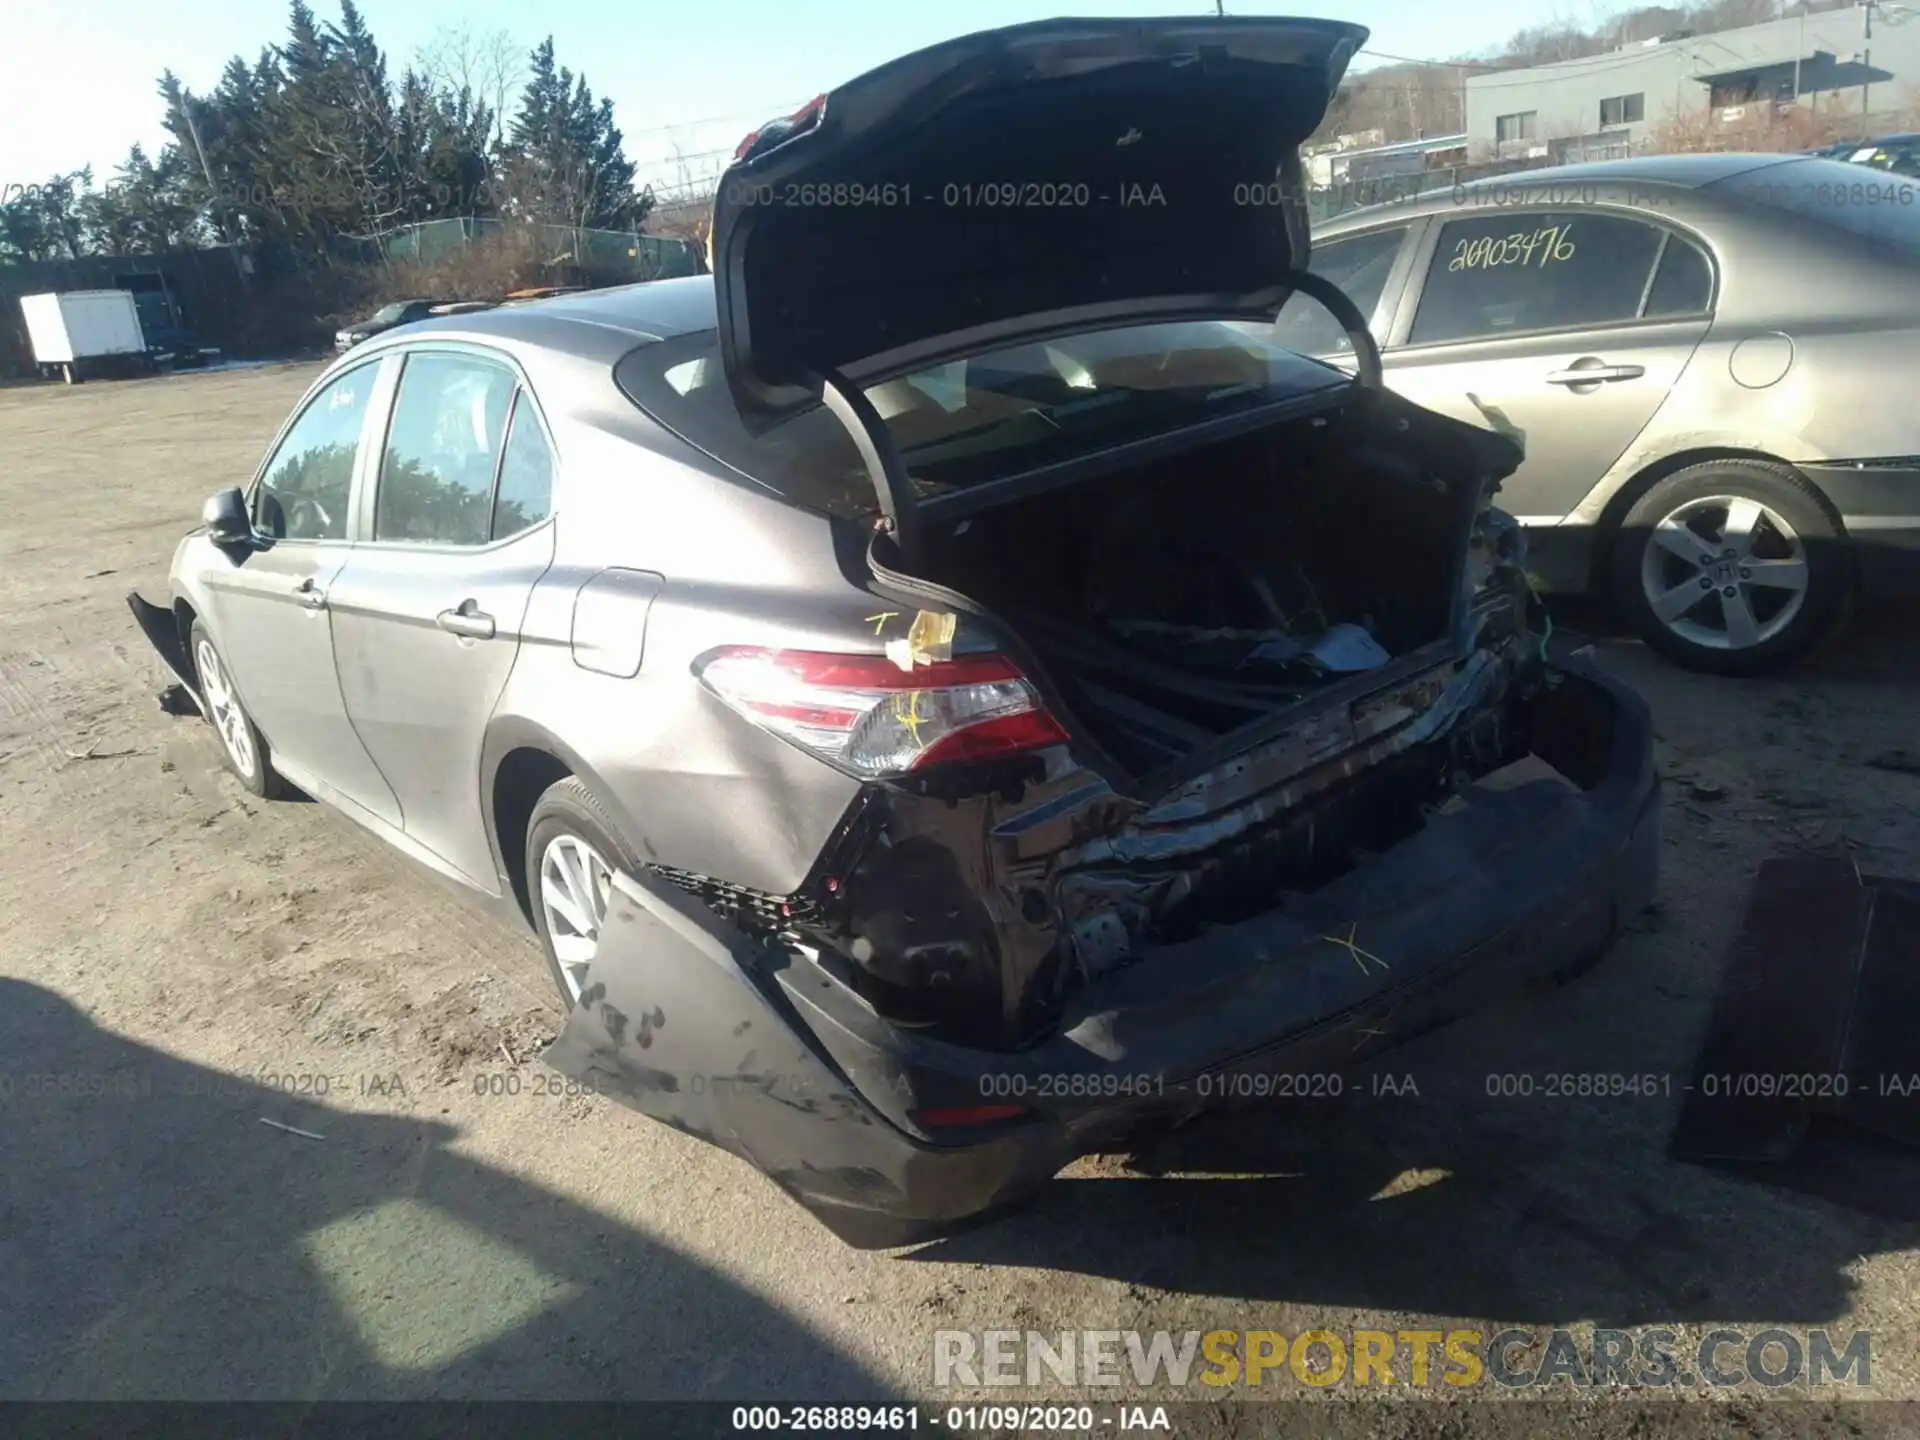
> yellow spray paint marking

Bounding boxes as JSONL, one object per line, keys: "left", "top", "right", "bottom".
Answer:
{"left": 1321, "top": 921, "right": 1390, "bottom": 976}
{"left": 893, "top": 690, "right": 929, "bottom": 748}
{"left": 865, "top": 611, "right": 900, "bottom": 635}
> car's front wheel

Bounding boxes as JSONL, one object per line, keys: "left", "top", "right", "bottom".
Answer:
{"left": 1610, "top": 460, "right": 1853, "bottom": 675}
{"left": 189, "top": 620, "right": 290, "bottom": 798}
{"left": 525, "top": 778, "right": 642, "bottom": 1008}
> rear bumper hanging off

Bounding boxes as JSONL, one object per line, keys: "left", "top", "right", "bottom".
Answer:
{"left": 545, "top": 659, "right": 1660, "bottom": 1248}
{"left": 126, "top": 592, "right": 201, "bottom": 705}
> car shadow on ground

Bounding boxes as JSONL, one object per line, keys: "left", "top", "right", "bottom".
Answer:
{"left": 913, "top": 603, "right": 1920, "bottom": 1323}
{"left": 0, "top": 977, "right": 881, "bottom": 1401}
{"left": 911, "top": 1025, "right": 1920, "bottom": 1324}
{"left": 1548, "top": 595, "right": 1920, "bottom": 686}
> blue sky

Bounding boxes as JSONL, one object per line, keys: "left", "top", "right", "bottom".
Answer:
{"left": 2, "top": 0, "right": 1596, "bottom": 195}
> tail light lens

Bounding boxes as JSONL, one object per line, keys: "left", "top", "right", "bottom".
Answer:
{"left": 695, "top": 647, "right": 1068, "bottom": 778}
{"left": 911, "top": 1104, "right": 1031, "bottom": 1129}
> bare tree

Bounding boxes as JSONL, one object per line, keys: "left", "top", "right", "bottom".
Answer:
{"left": 418, "top": 23, "right": 523, "bottom": 147}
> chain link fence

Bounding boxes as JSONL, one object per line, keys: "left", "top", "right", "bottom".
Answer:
{"left": 338, "top": 218, "right": 701, "bottom": 280}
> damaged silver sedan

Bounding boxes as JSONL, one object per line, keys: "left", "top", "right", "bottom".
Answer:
{"left": 129, "top": 15, "right": 1659, "bottom": 1246}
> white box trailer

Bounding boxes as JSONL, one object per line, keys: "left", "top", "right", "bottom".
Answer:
{"left": 19, "top": 290, "right": 150, "bottom": 384}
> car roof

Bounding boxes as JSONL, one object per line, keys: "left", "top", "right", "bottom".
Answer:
{"left": 343, "top": 277, "right": 721, "bottom": 383}
{"left": 1318, "top": 152, "right": 1806, "bottom": 230}
{"left": 390, "top": 276, "right": 718, "bottom": 352}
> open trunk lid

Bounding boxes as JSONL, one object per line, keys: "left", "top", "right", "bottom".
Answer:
{"left": 711, "top": 15, "right": 1369, "bottom": 442}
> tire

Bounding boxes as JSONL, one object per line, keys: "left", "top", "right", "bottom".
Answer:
{"left": 1609, "top": 459, "right": 1853, "bottom": 676}
{"left": 525, "top": 778, "right": 642, "bottom": 1009}
{"left": 188, "top": 620, "right": 290, "bottom": 799}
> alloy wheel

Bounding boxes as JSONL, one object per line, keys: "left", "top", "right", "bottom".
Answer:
{"left": 194, "top": 637, "right": 258, "bottom": 780}
{"left": 1639, "top": 494, "right": 1810, "bottom": 652}
{"left": 539, "top": 833, "right": 613, "bottom": 1003}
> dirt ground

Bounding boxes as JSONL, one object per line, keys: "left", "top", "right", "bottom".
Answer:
{"left": 3, "top": 363, "right": 1919, "bottom": 1426}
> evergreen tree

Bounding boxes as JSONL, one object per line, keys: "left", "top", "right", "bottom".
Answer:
{"left": 501, "top": 37, "right": 649, "bottom": 230}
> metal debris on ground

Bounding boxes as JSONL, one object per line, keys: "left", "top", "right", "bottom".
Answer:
{"left": 1670, "top": 855, "right": 1920, "bottom": 1164}
{"left": 259, "top": 1117, "right": 326, "bottom": 1141}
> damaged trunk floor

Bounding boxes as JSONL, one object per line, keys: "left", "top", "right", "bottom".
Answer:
{"left": 1670, "top": 854, "right": 1920, "bottom": 1168}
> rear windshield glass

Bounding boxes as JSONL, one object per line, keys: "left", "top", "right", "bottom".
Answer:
{"left": 613, "top": 322, "right": 1349, "bottom": 518}
{"left": 1711, "top": 158, "right": 1920, "bottom": 256}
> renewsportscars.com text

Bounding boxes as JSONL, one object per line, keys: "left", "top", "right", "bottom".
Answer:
{"left": 933, "top": 1327, "right": 1871, "bottom": 1390}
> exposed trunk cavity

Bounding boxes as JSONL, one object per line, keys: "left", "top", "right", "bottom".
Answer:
{"left": 901, "top": 402, "right": 1484, "bottom": 776}
{"left": 793, "top": 395, "right": 1542, "bottom": 1048}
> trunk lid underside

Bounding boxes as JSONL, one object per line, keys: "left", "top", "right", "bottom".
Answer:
{"left": 712, "top": 15, "right": 1369, "bottom": 435}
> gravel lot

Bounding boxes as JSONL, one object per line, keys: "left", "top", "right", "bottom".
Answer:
{"left": 2, "top": 363, "right": 1918, "bottom": 1425}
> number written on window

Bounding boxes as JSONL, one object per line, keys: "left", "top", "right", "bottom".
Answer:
{"left": 1411, "top": 211, "right": 1667, "bottom": 345}
{"left": 1448, "top": 223, "right": 1577, "bottom": 272}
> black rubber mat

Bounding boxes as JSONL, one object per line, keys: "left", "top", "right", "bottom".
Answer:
{"left": 1668, "top": 856, "right": 1872, "bottom": 1163}
{"left": 1842, "top": 879, "right": 1920, "bottom": 1147}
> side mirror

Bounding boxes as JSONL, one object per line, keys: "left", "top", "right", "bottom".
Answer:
{"left": 202, "top": 487, "right": 252, "bottom": 545}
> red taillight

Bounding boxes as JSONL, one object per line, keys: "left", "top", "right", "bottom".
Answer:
{"left": 695, "top": 647, "right": 1069, "bottom": 779}
{"left": 912, "top": 1104, "right": 1030, "bottom": 1128}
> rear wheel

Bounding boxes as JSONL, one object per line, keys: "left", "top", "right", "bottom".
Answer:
{"left": 189, "top": 620, "right": 290, "bottom": 798}
{"left": 1609, "top": 460, "right": 1852, "bottom": 675}
{"left": 525, "top": 778, "right": 642, "bottom": 1008}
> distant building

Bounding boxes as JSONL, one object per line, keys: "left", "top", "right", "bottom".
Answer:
{"left": 1464, "top": 8, "right": 1920, "bottom": 160}
{"left": 1304, "top": 132, "right": 1470, "bottom": 188}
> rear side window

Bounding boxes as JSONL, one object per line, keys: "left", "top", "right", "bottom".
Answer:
{"left": 255, "top": 362, "right": 378, "bottom": 541}
{"left": 1643, "top": 234, "right": 1714, "bottom": 317}
{"left": 1272, "top": 225, "right": 1409, "bottom": 355}
{"left": 1410, "top": 211, "right": 1667, "bottom": 345}
{"left": 493, "top": 393, "right": 556, "bottom": 539}
{"left": 617, "top": 340, "right": 870, "bottom": 517}
{"left": 375, "top": 353, "right": 517, "bottom": 545}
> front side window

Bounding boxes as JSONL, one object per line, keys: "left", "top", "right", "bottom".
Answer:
{"left": 374, "top": 352, "right": 518, "bottom": 545}
{"left": 1272, "top": 226, "right": 1409, "bottom": 356}
{"left": 1409, "top": 210, "right": 1669, "bottom": 345}
{"left": 255, "top": 362, "right": 378, "bottom": 541}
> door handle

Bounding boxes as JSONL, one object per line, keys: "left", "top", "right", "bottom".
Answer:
{"left": 1546, "top": 363, "right": 1645, "bottom": 386}
{"left": 292, "top": 577, "right": 328, "bottom": 610}
{"left": 436, "top": 600, "right": 496, "bottom": 640}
